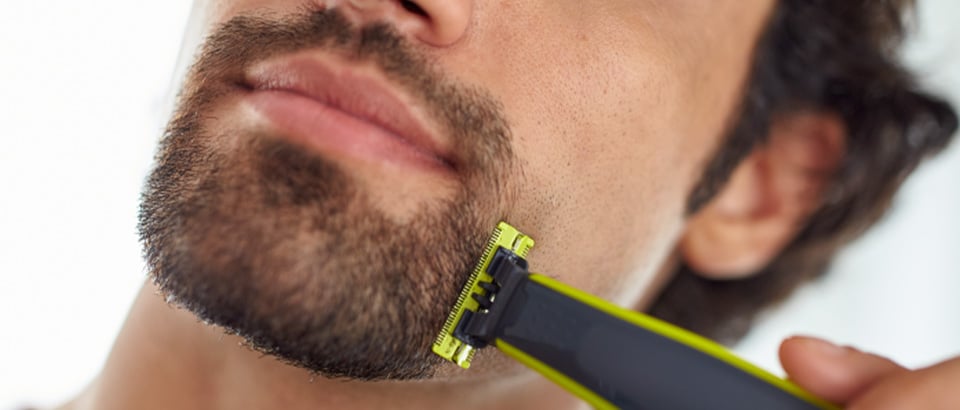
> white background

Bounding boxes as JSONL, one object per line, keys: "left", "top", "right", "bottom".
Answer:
{"left": 1, "top": 1, "right": 957, "bottom": 408}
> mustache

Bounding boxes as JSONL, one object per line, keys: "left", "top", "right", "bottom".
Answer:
{"left": 180, "top": 7, "right": 514, "bottom": 180}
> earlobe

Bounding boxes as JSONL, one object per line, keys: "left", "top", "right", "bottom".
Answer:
{"left": 680, "top": 111, "right": 846, "bottom": 279}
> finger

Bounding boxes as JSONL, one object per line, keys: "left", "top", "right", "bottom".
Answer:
{"left": 849, "top": 356, "right": 960, "bottom": 410}
{"left": 779, "top": 336, "right": 908, "bottom": 404}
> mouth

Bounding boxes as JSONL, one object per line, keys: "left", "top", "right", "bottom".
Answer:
{"left": 240, "top": 53, "right": 456, "bottom": 174}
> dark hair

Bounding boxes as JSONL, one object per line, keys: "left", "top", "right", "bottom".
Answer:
{"left": 650, "top": 0, "right": 959, "bottom": 343}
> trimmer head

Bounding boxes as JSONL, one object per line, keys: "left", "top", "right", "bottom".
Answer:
{"left": 431, "top": 222, "right": 534, "bottom": 368}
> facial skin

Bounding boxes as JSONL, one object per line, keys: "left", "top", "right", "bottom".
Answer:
{"left": 83, "top": 1, "right": 791, "bottom": 409}
{"left": 139, "top": 0, "right": 775, "bottom": 382}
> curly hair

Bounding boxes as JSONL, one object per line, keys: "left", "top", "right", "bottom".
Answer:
{"left": 650, "top": 0, "right": 959, "bottom": 343}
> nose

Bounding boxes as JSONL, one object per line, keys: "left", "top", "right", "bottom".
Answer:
{"left": 336, "top": 0, "right": 472, "bottom": 47}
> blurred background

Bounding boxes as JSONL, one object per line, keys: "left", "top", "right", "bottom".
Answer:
{"left": 0, "top": 1, "right": 957, "bottom": 408}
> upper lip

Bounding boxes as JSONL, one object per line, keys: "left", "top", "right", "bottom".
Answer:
{"left": 242, "top": 54, "right": 455, "bottom": 169}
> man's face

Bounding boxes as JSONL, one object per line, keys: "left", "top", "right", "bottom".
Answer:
{"left": 140, "top": 0, "right": 773, "bottom": 380}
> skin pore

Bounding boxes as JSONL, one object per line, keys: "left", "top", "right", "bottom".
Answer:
{"left": 70, "top": 1, "right": 781, "bottom": 409}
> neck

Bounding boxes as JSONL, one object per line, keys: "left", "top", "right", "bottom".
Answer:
{"left": 69, "top": 283, "right": 582, "bottom": 410}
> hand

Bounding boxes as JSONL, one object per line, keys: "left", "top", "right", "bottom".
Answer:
{"left": 779, "top": 335, "right": 960, "bottom": 409}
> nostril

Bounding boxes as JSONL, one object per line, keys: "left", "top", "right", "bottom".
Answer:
{"left": 400, "top": 0, "right": 428, "bottom": 18}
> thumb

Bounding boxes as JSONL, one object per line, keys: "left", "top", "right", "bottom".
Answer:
{"left": 779, "top": 336, "right": 907, "bottom": 405}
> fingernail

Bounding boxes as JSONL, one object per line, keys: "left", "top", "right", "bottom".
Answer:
{"left": 797, "top": 336, "right": 850, "bottom": 357}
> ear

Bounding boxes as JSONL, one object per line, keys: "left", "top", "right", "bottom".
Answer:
{"left": 680, "top": 111, "right": 846, "bottom": 279}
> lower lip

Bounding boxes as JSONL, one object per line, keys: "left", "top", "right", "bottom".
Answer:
{"left": 243, "top": 90, "right": 450, "bottom": 173}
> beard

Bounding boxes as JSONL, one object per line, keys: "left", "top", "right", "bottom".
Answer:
{"left": 138, "top": 8, "right": 518, "bottom": 380}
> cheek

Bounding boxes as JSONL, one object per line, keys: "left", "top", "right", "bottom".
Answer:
{"left": 504, "top": 93, "right": 692, "bottom": 303}
{"left": 458, "top": 9, "right": 700, "bottom": 302}
{"left": 449, "top": 2, "right": 768, "bottom": 304}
